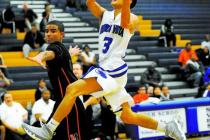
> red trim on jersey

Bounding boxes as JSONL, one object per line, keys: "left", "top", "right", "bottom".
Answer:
{"left": 61, "top": 68, "right": 81, "bottom": 140}
{"left": 58, "top": 77, "right": 71, "bottom": 140}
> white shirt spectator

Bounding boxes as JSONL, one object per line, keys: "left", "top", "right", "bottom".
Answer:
{"left": 201, "top": 41, "right": 210, "bottom": 52}
{"left": 0, "top": 102, "right": 27, "bottom": 129}
{"left": 31, "top": 98, "right": 55, "bottom": 125}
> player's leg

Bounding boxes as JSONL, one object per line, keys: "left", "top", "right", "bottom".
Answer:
{"left": 22, "top": 77, "right": 102, "bottom": 140}
{"left": 52, "top": 77, "right": 102, "bottom": 123}
{"left": 120, "top": 102, "right": 158, "bottom": 129}
{"left": 120, "top": 102, "right": 186, "bottom": 140}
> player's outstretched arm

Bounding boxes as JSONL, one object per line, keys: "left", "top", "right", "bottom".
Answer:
{"left": 121, "top": 0, "right": 131, "bottom": 29}
{"left": 27, "top": 51, "right": 55, "bottom": 69}
{"left": 86, "top": 0, "right": 106, "bottom": 19}
{"left": 121, "top": 0, "right": 141, "bottom": 34}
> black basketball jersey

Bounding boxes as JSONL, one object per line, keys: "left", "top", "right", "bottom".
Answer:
{"left": 46, "top": 42, "right": 89, "bottom": 140}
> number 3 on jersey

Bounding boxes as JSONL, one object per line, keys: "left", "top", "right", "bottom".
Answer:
{"left": 103, "top": 37, "right": 113, "bottom": 54}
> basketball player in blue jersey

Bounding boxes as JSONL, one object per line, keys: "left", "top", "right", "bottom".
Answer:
{"left": 22, "top": 0, "right": 186, "bottom": 140}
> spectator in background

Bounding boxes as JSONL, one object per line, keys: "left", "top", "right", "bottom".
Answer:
{"left": 147, "top": 86, "right": 154, "bottom": 97}
{"left": 0, "top": 55, "right": 10, "bottom": 78}
{"left": 0, "top": 93, "right": 29, "bottom": 140}
{"left": 73, "top": 63, "right": 83, "bottom": 79}
{"left": 160, "top": 85, "right": 171, "bottom": 101}
{"left": 40, "top": 3, "right": 56, "bottom": 33}
{"left": 178, "top": 42, "right": 198, "bottom": 67}
{"left": 159, "top": 19, "right": 176, "bottom": 47}
{"left": 75, "top": 0, "right": 87, "bottom": 11}
{"left": 153, "top": 86, "right": 162, "bottom": 99}
{"left": 81, "top": 44, "right": 96, "bottom": 73}
{"left": 0, "top": 4, "right": 16, "bottom": 33}
{"left": 0, "top": 69, "right": 12, "bottom": 103}
{"left": 196, "top": 45, "right": 210, "bottom": 68}
{"left": 31, "top": 90, "right": 55, "bottom": 127}
{"left": 35, "top": 79, "right": 48, "bottom": 101}
{"left": 133, "top": 85, "right": 149, "bottom": 104}
{"left": 140, "top": 65, "right": 163, "bottom": 87}
{"left": 21, "top": 2, "right": 38, "bottom": 30}
{"left": 201, "top": 34, "right": 210, "bottom": 51}
{"left": 185, "top": 54, "right": 204, "bottom": 87}
{"left": 22, "top": 23, "right": 48, "bottom": 58}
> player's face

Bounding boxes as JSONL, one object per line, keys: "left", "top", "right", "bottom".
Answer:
{"left": 111, "top": 0, "right": 123, "bottom": 9}
{"left": 45, "top": 24, "right": 64, "bottom": 44}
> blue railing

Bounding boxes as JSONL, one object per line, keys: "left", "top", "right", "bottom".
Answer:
{"left": 127, "top": 98, "right": 210, "bottom": 140}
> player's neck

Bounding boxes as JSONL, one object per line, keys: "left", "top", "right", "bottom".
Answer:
{"left": 114, "top": 8, "right": 121, "bottom": 19}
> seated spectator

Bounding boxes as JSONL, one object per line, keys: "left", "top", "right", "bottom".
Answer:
{"left": 202, "top": 83, "right": 210, "bottom": 97}
{"left": 178, "top": 42, "right": 198, "bottom": 67}
{"left": 35, "top": 79, "right": 48, "bottom": 101}
{"left": 40, "top": 3, "right": 55, "bottom": 32}
{"left": 21, "top": 2, "right": 38, "bottom": 30}
{"left": 133, "top": 85, "right": 149, "bottom": 104}
{"left": 22, "top": 23, "right": 48, "bottom": 58}
{"left": 201, "top": 34, "right": 210, "bottom": 51}
{"left": 159, "top": 19, "right": 176, "bottom": 47}
{"left": 31, "top": 89, "right": 55, "bottom": 126}
{"left": 153, "top": 86, "right": 162, "bottom": 99}
{"left": 84, "top": 97, "right": 116, "bottom": 140}
{"left": 73, "top": 63, "right": 83, "bottom": 79}
{"left": 0, "top": 69, "right": 12, "bottom": 103}
{"left": 0, "top": 55, "right": 10, "bottom": 78}
{"left": 140, "top": 65, "right": 163, "bottom": 87}
{"left": 81, "top": 44, "right": 96, "bottom": 73}
{"left": 196, "top": 45, "right": 210, "bottom": 68}
{"left": 0, "top": 93, "right": 29, "bottom": 140}
{"left": 185, "top": 54, "right": 204, "bottom": 87}
{"left": 147, "top": 86, "right": 154, "bottom": 97}
{"left": 0, "top": 4, "right": 15, "bottom": 33}
{"left": 66, "top": 0, "right": 76, "bottom": 8}
{"left": 160, "top": 85, "right": 171, "bottom": 101}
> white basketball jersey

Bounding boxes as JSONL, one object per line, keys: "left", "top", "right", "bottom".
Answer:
{"left": 98, "top": 10, "right": 133, "bottom": 78}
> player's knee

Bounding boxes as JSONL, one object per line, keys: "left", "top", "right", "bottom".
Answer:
{"left": 120, "top": 109, "right": 133, "bottom": 124}
{"left": 66, "top": 84, "right": 79, "bottom": 98}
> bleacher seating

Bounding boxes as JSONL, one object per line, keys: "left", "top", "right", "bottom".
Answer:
{"left": 0, "top": 0, "right": 210, "bottom": 105}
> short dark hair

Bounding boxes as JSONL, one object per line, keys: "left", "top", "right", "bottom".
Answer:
{"left": 44, "top": 2, "right": 50, "bottom": 9}
{"left": 47, "top": 20, "right": 64, "bottom": 32}
{"left": 186, "top": 42, "right": 192, "bottom": 47}
{"left": 130, "top": 0, "right": 137, "bottom": 9}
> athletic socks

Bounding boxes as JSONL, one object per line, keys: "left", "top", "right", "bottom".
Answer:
{"left": 47, "top": 119, "right": 60, "bottom": 132}
{"left": 157, "top": 121, "right": 166, "bottom": 132}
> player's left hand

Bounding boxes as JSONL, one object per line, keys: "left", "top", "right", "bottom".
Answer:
{"left": 27, "top": 53, "right": 47, "bottom": 69}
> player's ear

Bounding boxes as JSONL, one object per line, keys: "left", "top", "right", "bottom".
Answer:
{"left": 61, "top": 32, "right": 65, "bottom": 38}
